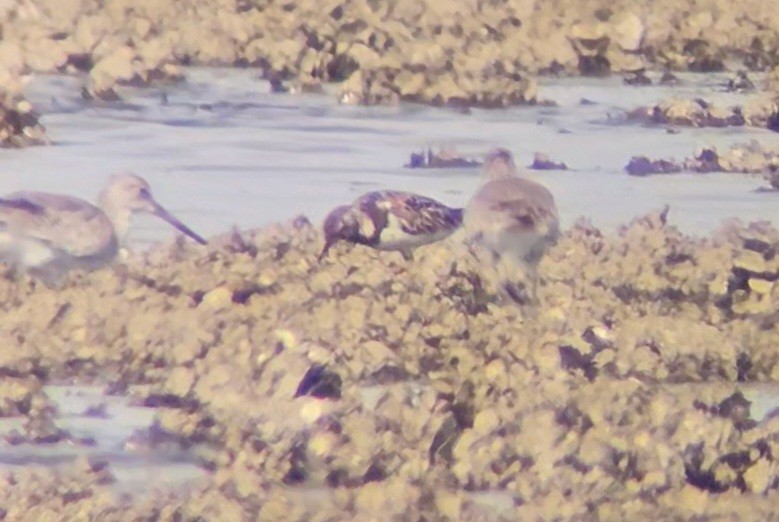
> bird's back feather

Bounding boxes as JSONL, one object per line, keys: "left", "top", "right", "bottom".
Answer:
{"left": 358, "top": 190, "right": 463, "bottom": 236}
{"left": 0, "top": 191, "right": 117, "bottom": 259}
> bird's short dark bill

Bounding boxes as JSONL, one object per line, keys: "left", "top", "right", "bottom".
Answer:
{"left": 152, "top": 203, "right": 208, "bottom": 245}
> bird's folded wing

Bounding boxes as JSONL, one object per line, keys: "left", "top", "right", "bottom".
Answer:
{"left": 492, "top": 198, "right": 556, "bottom": 233}
{"left": 0, "top": 192, "right": 109, "bottom": 257}
{"left": 0, "top": 197, "right": 46, "bottom": 214}
{"left": 390, "top": 195, "right": 462, "bottom": 235}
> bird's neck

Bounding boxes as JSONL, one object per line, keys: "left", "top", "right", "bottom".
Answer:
{"left": 484, "top": 164, "right": 517, "bottom": 180}
{"left": 98, "top": 191, "right": 132, "bottom": 244}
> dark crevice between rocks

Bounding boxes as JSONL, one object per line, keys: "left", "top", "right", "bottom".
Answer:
{"left": 362, "top": 461, "right": 388, "bottom": 484}
{"left": 327, "top": 53, "right": 359, "bottom": 82}
{"left": 578, "top": 55, "right": 610, "bottom": 77}
{"left": 283, "top": 437, "right": 309, "bottom": 485}
{"left": 363, "top": 323, "right": 389, "bottom": 342}
{"left": 556, "top": 403, "right": 594, "bottom": 436}
{"left": 623, "top": 71, "right": 651, "bottom": 86}
{"left": 143, "top": 393, "right": 201, "bottom": 412}
{"left": 429, "top": 382, "right": 475, "bottom": 466}
{"left": 429, "top": 415, "right": 461, "bottom": 466}
{"left": 294, "top": 364, "right": 342, "bottom": 400}
{"left": 59, "top": 53, "right": 95, "bottom": 72}
{"left": 127, "top": 272, "right": 183, "bottom": 299}
{"left": 331, "top": 282, "right": 364, "bottom": 299}
{"left": 558, "top": 345, "right": 598, "bottom": 381}
{"left": 682, "top": 39, "right": 725, "bottom": 72}
{"left": 605, "top": 449, "right": 643, "bottom": 483}
{"left": 581, "top": 326, "right": 613, "bottom": 353}
{"left": 365, "top": 364, "right": 413, "bottom": 386}
{"left": 231, "top": 282, "right": 279, "bottom": 304}
{"left": 561, "top": 454, "right": 591, "bottom": 475}
{"left": 743, "top": 238, "right": 775, "bottom": 256}
{"left": 0, "top": 362, "right": 48, "bottom": 381}
{"left": 767, "top": 112, "right": 779, "bottom": 133}
{"left": 683, "top": 441, "right": 768, "bottom": 493}
{"left": 61, "top": 490, "right": 93, "bottom": 505}
{"left": 325, "top": 468, "right": 349, "bottom": 487}
{"left": 190, "top": 289, "right": 205, "bottom": 306}
{"left": 693, "top": 391, "right": 755, "bottom": 430}
{"left": 46, "top": 302, "right": 72, "bottom": 329}
{"left": 374, "top": 280, "right": 394, "bottom": 298}
{"left": 451, "top": 383, "right": 476, "bottom": 430}
{"left": 418, "top": 354, "right": 444, "bottom": 375}
{"left": 736, "top": 353, "right": 753, "bottom": 382}
{"left": 2, "top": 108, "right": 45, "bottom": 142}
{"left": 611, "top": 282, "right": 715, "bottom": 315}
{"left": 732, "top": 266, "right": 779, "bottom": 284}
{"left": 424, "top": 336, "right": 442, "bottom": 349}
{"left": 273, "top": 241, "right": 291, "bottom": 261}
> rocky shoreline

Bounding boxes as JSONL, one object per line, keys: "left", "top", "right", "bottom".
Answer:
{"left": 625, "top": 141, "right": 779, "bottom": 180}
{"left": 4, "top": 0, "right": 779, "bottom": 145}
{"left": 2, "top": 0, "right": 779, "bottom": 518}
{"left": 0, "top": 212, "right": 778, "bottom": 519}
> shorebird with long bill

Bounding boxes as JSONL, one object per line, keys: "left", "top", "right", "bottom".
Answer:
{"left": 0, "top": 173, "right": 207, "bottom": 284}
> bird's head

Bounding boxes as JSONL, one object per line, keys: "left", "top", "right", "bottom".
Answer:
{"left": 318, "top": 205, "right": 360, "bottom": 262}
{"left": 482, "top": 147, "right": 517, "bottom": 180}
{"left": 100, "top": 173, "right": 207, "bottom": 245}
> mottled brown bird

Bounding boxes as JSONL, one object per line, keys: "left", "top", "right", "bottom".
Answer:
{"left": 319, "top": 190, "right": 463, "bottom": 261}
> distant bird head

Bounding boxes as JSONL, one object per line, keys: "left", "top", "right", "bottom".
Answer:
{"left": 318, "top": 205, "right": 359, "bottom": 262}
{"left": 483, "top": 147, "right": 517, "bottom": 180}
{"left": 100, "top": 173, "right": 207, "bottom": 245}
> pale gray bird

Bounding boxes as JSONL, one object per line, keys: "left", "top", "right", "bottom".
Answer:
{"left": 0, "top": 173, "right": 207, "bottom": 284}
{"left": 464, "top": 148, "right": 560, "bottom": 304}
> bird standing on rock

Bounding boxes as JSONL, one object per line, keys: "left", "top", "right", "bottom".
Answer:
{"left": 318, "top": 190, "right": 464, "bottom": 262}
{"left": 0, "top": 173, "right": 207, "bottom": 284}
{"left": 464, "top": 147, "right": 560, "bottom": 304}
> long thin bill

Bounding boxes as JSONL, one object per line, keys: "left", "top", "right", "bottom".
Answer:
{"left": 152, "top": 202, "right": 208, "bottom": 245}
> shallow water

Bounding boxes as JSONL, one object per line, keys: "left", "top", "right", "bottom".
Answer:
{"left": 4, "top": 68, "right": 778, "bottom": 250}
{"left": 0, "top": 380, "right": 774, "bottom": 497}
{"left": 741, "top": 383, "right": 779, "bottom": 422}
{"left": 0, "top": 386, "right": 205, "bottom": 494}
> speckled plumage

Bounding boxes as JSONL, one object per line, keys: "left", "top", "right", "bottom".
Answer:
{"left": 319, "top": 190, "right": 463, "bottom": 261}
{"left": 357, "top": 191, "right": 463, "bottom": 236}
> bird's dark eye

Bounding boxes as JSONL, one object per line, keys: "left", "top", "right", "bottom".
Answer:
{"left": 138, "top": 187, "right": 151, "bottom": 199}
